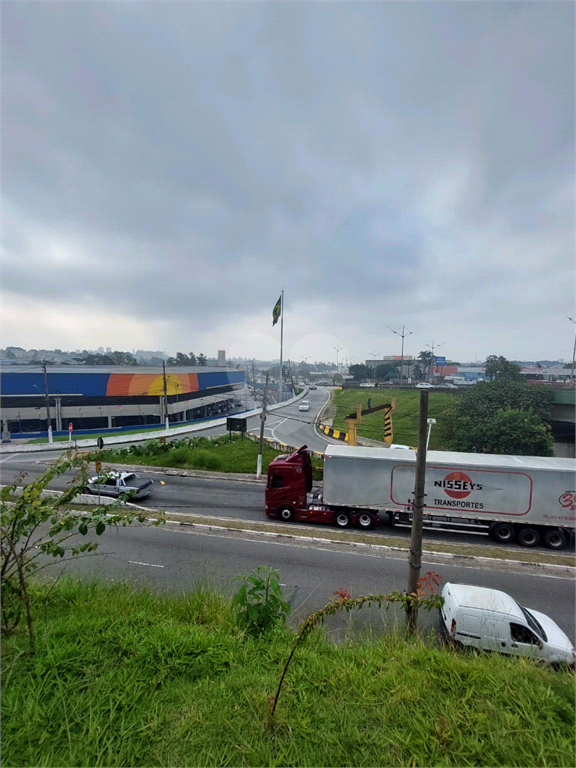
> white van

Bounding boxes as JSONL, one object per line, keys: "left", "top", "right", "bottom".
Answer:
{"left": 440, "top": 583, "right": 574, "bottom": 665}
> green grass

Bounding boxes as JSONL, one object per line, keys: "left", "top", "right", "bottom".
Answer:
{"left": 331, "top": 389, "right": 457, "bottom": 449}
{"left": 96, "top": 434, "right": 306, "bottom": 475}
{"left": 2, "top": 579, "right": 574, "bottom": 767}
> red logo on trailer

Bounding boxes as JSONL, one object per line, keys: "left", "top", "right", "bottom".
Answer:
{"left": 434, "top": 471, "right": 482, "bottom": 499}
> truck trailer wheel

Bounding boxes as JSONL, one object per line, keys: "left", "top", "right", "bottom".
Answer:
{"left": 334, "top": 512, "right": 352, "bottom": 528}
{"left": 489, "top": 522, "right": 515, "bottom": 544}
{"left": 356, "top": 513, "right": 376, "bottom": 530}
{"left": 278, "top": 507, "right": 295, "bottom": 522}
{"left": 543, "top": 528, "right": 567, "bottom": 550}
{"left": 517, "top": 527, "right": 541, "bottom": 548}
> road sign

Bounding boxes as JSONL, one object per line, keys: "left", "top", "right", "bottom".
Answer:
{"left": 435, "top": 356, "right": 446, "bottom": 366}
{"left": 68, "top": 422, "right": 73, "bottom": 434}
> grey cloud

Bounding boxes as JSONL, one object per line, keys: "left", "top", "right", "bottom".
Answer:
{"left": 2, "top": 1, "right": 574, "bottom": 359}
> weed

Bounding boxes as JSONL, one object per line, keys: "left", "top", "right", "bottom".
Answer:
{"left": 232, "top": 566, "right": 290, "bottom": 637}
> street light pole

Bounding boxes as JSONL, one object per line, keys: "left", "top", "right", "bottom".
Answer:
{"left": 42, "top": 362, "right": 53, "bottom": 443}
{"left": 371, "top": 351, "right": 382, "bottom": 385}
{"left": 426, "top": 341, "right": 444, "bottom": 383}
{"left": 388, "top": 326, "right": 412, "bottom": 383}
{"left": 333, "top": 344, "right": 342, "bottom": 378}
{"left": 568, "top": 317, "right": 576, "bottom": 384}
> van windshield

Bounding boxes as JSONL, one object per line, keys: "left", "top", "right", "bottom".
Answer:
{"left": 519, "top": 605, "right": 547, "bottom": 642}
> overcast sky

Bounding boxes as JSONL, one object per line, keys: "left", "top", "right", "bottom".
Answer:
{"left": 2, "top": 1, "right": 574, "bottom": 365}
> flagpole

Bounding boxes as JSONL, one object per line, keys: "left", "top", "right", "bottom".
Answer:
{"left": 279, "top": 290, "right": 284, "bottom": 402}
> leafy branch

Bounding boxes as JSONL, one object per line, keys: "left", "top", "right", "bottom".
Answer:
{"left": 270, "top": 572, "right": 443, "bottom": 717}
{"left": 1, "top": 452, "right": 164, "bottom": 652}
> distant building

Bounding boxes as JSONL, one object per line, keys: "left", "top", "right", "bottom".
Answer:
{"left": 0, "top": 365, "right": 246, "bottom": 437}
{"left": 217, "top": 350, "right": 226, "bottom": 367}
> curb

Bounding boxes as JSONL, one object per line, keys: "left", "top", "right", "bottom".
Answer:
{"left": 159, "top": 516, "right": 576, "bottom": 574}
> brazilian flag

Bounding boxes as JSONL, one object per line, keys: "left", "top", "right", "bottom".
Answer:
{"left": 272, "top": 295, "right": 282, "bottom": 326}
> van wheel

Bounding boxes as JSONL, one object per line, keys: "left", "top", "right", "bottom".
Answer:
{"left": 490, "top": 522, "right": 515, "bottom": 544}
{"left": 278, "top": 507, "right": 295, "bottom": 522}
{"left": 543, "top": 529, "right": 567, "bottom": 550}
{"left": 517, "top": 527, "right": 540, "bottom": 548}
{"left": 356, "top": 513, "right": 375, "bottom": 530}
{"left": 335, "top": 512, "right": 351, "bottom": 528}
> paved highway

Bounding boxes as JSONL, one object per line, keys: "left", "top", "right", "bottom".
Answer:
{"left": 3, "top": 386, "right": 574, "bottom": 643}
{"left": 35, "top": 521, "right": 576, "bottom": 643}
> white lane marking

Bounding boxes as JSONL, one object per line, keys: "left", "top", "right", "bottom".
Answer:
{"left": 128, "top": 560, "right": 165, "bottom": 568}
{"left": 0, "top": 453, "right": 20, "bottom": 463}
{"left": 269, "top": 418, "right": 288, "bottom": 442}
{"left": 161, "top": 527, "right": 574, "bottom": 581}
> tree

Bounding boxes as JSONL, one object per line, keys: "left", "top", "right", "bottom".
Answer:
{"left": 1, "top": 454, "right": 162, "bottom": 651}
{"left": 375, "top": 363, "right": 395, "bottom": 380}
{"left": 189, "top": 352, "right": 197, "bottom": 366}
{"left": 484, "top": 355, "right": 522, "bottom": 381}
{"left": 452, "top": 408, "right": 553, "bottom": 456}
{"left": 449, "top": 378, "right": 554, "bottom": 456}
{"left": 349, "top": 363, "right": 371, "bottom": 381}
{"left": 197, "top": 354, "right": 207, "bottom": 366}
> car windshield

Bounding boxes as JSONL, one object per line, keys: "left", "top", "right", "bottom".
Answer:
{"left": 519, "top": 605, "right": 547, "bottom": 642}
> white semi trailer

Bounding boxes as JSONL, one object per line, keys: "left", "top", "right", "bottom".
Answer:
{"left": 265, "top": 445, "right": 575, "bottom": 550}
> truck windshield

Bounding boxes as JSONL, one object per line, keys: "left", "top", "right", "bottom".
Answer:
{"left": 519, "top": 605, "right": 547, "bottom": 642}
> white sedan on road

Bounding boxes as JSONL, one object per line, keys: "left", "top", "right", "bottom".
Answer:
{"left": 298, "top": 400, "right": 311, "bottom": 412}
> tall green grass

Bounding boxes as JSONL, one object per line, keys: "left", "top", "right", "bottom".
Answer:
{"left": 332, "top": 389, "right": 457, "bottom": 449}
{"left": 98, "top": 435, "right": 287, "bottom": 474}
{"left": 2, "top": 579, "right": 574, "bottom": 767}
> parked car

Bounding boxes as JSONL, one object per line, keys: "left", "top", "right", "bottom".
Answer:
{"left": 85, "top": 471, "right": 154, "bottom": 500}
{"left": 298, "top": 400, "right": 311, "bottom": 412}
{"left": 440, "top": 582, "right": 574, "bottom": 665}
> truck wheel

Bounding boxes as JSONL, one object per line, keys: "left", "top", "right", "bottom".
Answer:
{"left": 278, "top": 507, "right": 295, "bottom": 522}
{"left": 543, "top": 529, "right": 567, "bottom": 550}
{"left": 517, "top": 527, "right": 541, "bottom": 548}
{"left": 490, "top": 522, "right": 515, "bottom": 544}
{"left": 356, "top": 513, "right": 375, "bottom": 530}
{"left": 334, "top": 512, "right": 351, "bottom": 528}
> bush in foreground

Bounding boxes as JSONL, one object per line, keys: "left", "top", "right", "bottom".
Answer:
{"left": 2, "top": 579, "right": 574, "bottom": 767}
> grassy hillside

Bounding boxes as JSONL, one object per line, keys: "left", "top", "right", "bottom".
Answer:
{"left": 2, "top": 580, "right": 574, "bottom": 768}
{"left": 331, "top": 388, "right": 457, "bottom": 449}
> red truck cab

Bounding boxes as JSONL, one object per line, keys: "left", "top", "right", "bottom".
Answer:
{"left": 265, "top": 445, "right": 379, "bottom": 529}
{"left": 266, "top": 445, "right": 312, "bottom": 521}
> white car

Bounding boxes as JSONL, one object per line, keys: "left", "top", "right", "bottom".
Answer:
{"left": 416, "top": 382, "right": 434, "bottom": 389}
{"left": 440, "top": 582, "right": 575, "bottom": 665}
{"left": 298, "top": 400, "right": 311, "bottom": 412}
{"left": 85, "top": 471, "right": 154, "bottom": 499}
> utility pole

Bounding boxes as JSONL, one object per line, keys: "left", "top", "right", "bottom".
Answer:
{"left": 568, "top": 317, "right": 576, "bottom": 384}
{"left": 371, "top": 351, "right": 382, "bottom": 385}
{"left": 333, "top": 344, "right": 342, "bottom": 378}
{"left": 257, "top": 372, "right": 269, "bottom": 479}
{"left": 406, "top": 389, "right": 429, "bottom": 635}
{"left": 426, "top": 341, "right": 444, "bottom": 383}
{"left": 388, "top": 326, "right": 412, "bottom": 383}
{"left": 162, "top": 361, "right": 169, "bottom": 431}
{"left": 42, "top": 361, "right": 53, "bottom": 443}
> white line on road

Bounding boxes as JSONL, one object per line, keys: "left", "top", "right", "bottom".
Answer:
{"left": 161, "top": 526, "right": 574, "bottom": 581}
{"left": 0, "top": 453, "right": 20, "bottom": 463}
{"left": 128, "top": 560, "right": 165, "bottom": 568}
